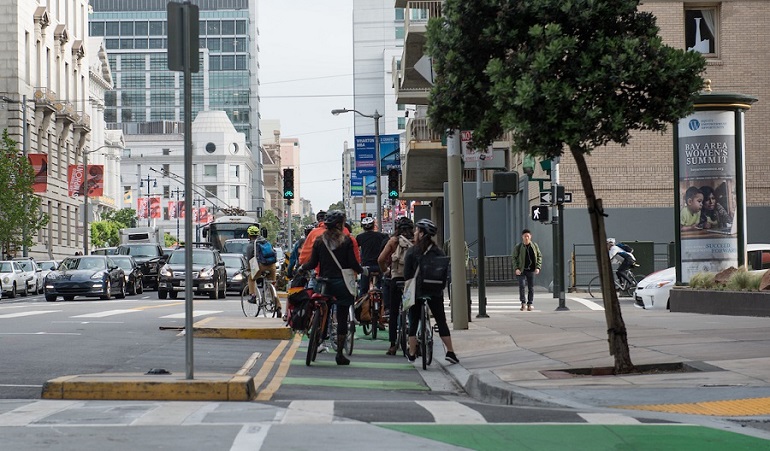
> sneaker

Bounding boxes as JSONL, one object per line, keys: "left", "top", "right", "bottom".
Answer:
{"left": 248, "top": 295, "right": 257, "bottom": 304}
{"left": 445, "top": 351, "right": 459, "bottom": 364}
{"left": 520, "top": 303, "right": 526, "bottom": 311}
{"left": 406, "top": 352, "right": 417, "bottom": 362}
{"left": 527, "top": 304, "right": 533, "bottom": 311}
{"left": 317, "top": 342, "right": 329, "bottom": 353}
{"left": 386, "top": 345, "right": 397, "bottom": 356}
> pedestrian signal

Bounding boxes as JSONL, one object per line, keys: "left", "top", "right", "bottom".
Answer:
{"left": 531, "top": 205, "right": 549, "bottom": 222}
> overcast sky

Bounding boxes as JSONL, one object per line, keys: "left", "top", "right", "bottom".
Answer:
{"left": 258, "top": 1, "right": 355, "bottom": 213}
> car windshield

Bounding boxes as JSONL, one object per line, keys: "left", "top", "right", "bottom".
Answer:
{"left": 17, "top": 261, "right": 34, "bottom": 271}
{"left": 111, "top": 257, "right": 133, "bottom": 270}
{"left": 38, "top": 261, "right": 58, "bottom": 270}
{"left": 62, "top": 257, "right": 106, "bottom": 271}
{"left": 0, "top": 262, "right": 12, "bottom": 272}
{"left": 223, "top": 240, "right": 249, "bottom": 254}
{"left": 169, "top": 250, "right": 215, "bottom": 266}
{"left": 221, "top": 255, "right": 243, "bottom": 268}
{"left": 120, "top": 245, "right": 158, "bottom": 257}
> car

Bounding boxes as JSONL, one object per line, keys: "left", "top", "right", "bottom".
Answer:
{"left": 115, "top": 243, "right": 166, "bottom": 290}
{"left": 13, "top": 257, "right": 43, "bottom": 294}
{"left": 274, "top": 247, "right": 285, "bottom": 271}
{"left": 158, "top": 248, "right": 227, "bottom": 300}
{"left": 91, "top": 247, "right": 118, "bottom": 255}
{"left": 162, "top": 247, "right": 176, "bottom": 258}
{"left": 44, "top": 255, "right": 126, "bottom": 302}
{"left": 37, "top": 260, "right": 60, "bottom": 283}
{"left": 0, "top": 260, "right": 30, "bottom": 298}
{"left": 223, "top": 238, "right": 250, "bottom": 255}
{"left": 110, "top": 255, "right": 144, "bottom": 295}
{"left": 634, "top": 243, "right": 770, "bottom": 310}
{"left": 221, "top": 253, "right": 248, "bottom": 293}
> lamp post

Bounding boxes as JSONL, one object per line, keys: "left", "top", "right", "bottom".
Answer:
{"left": 192, "top": 197, "right": 205, "bottom": 242}
{"left": 82, "top": 145, "right": 121, "bottom": 255}
{"left": 140, "top": 175, "right": 158, "bottom": 228}
{"left": 332, "top": 108, "right": 383, "bottom": 232}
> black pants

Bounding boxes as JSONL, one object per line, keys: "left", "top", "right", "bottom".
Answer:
{"left": 518, "top": 270, "right": 535, "bottom": 304}
{"left": 387, "top": 277, "right": 404, "bottom": 345}
{"left": 408, "top": 293, "right": 450, "bottom": 337}
{"left": 319, "top": 278, "right": 353, "bottom": 336}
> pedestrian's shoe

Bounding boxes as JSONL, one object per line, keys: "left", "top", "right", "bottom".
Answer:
{"left": 527, "top": 304, "right": 533, "bottom": 311}
{"left": 445, "top": 351, "right": 459, "bottom": 364}
{"left": 520, "top": 303, "right": 526, "bottom": 311}
{"left": 386, "top": 345, "right": 397, "bottom": 356}
{"left": 406, "top": 352, "right": 417, "bottom": 362}
{"left": 248, "top": 295, "right": 257, "bottom": 304}
{"left": 274, "top": 309, "right": 282, "bottom": 319}
{"left": 317, "top": 341, "right": 329, "bottom": 353}
{"left": 335, "top": 337, "right": 350, "bottom": 365}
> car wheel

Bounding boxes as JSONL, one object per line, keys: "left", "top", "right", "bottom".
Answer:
{"left": 136, "top": 279, "right": 144, "bottom": 295}
{"left": 219, "top": 276, "right": 226, "bottom": 299}
{"left": 158, "top": 289, "right": 168, "bottom": 300}
{"left": 9, "top": 283, "right": 16, "bottom": 298}
{"left": 129, "top": 278, "right": 138, "bottom": 296}
{"left": 45, "top": 294, "right": 57, "bottom": 302}
{"left": 116, "top": 280, "right": 126, "bottom": 299}
{"left": 63, "top": 295, "right": 74, "bottom": 302}
{"left": 169, "top": 291, "right": 179, "bottom": 299}
{"left": 20, "top": 282, "right": 28, "bottom": 297}
{"left": 101, "top": 281, "right": 112, "bottom": 300}
{"left": 38, "top": 282, "right": 44, "bottom": 295}
{"left": 209, "top": 280, "right": 219, "bottom": 300}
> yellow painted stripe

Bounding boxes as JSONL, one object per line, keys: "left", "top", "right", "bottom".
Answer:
{"left": 616, "top": 397, "right": 770, "bottom": 416}
{"left": 132, "top": 302, "right": 184, "bottom": 311}
{"left": 236, "top": 352, "right": 262, "bottom": 376}
{"left": 255, "top": 334, "right": 302, "bottom": 401}
{"left": 249, "top": 339, "right": 289, "bottom": 397}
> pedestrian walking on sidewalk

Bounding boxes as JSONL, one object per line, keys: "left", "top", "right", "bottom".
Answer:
{"left": 512, "top": 229, "right": 541, "bottom": 311}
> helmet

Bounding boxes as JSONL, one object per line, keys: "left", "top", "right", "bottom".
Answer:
{"left": 304, "top": 224, "right": 315, "bottom": 236}
{"left": 247, "top": 225, "right": 260, "bottom": 236}
{"left": 316, "top": 210, "right": 327, "bottom": 222}
{"left": 606, "top": 238, "right": 616, "bottom": 245}
{"left": 361, "top": 217, "right": 375, "bottom": 229}
{"left": 324, "top": 210, "right": 346, "bottom": 227}
{"left": 396, "top": 217, "right": 414, "bottom": 230}
{"left": 415, "top": 219, "right": 437, "bottom": 236}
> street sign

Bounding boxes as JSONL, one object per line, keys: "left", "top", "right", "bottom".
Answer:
{"left": 531, "top": 205, "right": 549, "bottom": 222}
{"left": 563, "top": 192, "right": 573, "bottom": 203}
{"left": 539, "top": 191, "right": 552, "bottom": 205}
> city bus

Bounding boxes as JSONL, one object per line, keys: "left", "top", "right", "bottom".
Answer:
{"left": 200, "top": 215, "right": 259, "bottom": 251}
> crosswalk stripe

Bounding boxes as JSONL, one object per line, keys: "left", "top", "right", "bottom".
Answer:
{"left": 281, "top": 400, "right": 335, "bottom": 424}
{"left": 0, "top": 310, "right": 60, "bottom": 319}
{"left": 579, "top": 413, "right": 641, "bottom": 424}
{"left": 71, "top": 309, "right": 140, "bottom": 318}
{"left": 0, "top": 400, "right": 82, "bottom": 426}
{"left": 132, "top": 402, "right": 211, "bottom": 426}
{"left": 416, "top": 401, "right": 487, "bottom": 424}
{"left": 159, "top": 310, "right": 222, "bottom": 319}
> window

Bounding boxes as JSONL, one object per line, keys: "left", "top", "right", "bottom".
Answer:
{"left": 120, "top": 22, "right": 133, "bottom": 36}
{"left": 398, "top": 117, "right": 406, "bottom": 130}
{"left": 236, "top": 20, "right": 247, "bottom": 35}
{"left": 149, "top": 21, "right": 164, "bottom": 36}
{"left": 91, "top": 22, "right": 105, "bottom": 36}
{"left": 230, "top": 185, "right": 240, "bottom": 199}
{"left": 207, "top": 21, "right": 221, "bottom": 35}
{"left": 222, "top": 20, "right": 235, "bottom": 35}
{"left": 106, "top": 22, "right": 119, "bottom": 36}
{"left": 230, "top": 164, "right": 240, "bottom": 179}
{"left": 204, "top": 164, "right": 217, "bottom": 177}
{"left": 162, "top": 149, "right": 171, "bottom": 156}
{"left": 204, "top": 185, "right": 217, "bottom": 199}
{"left": 395, "top": 27, "right": 405, "bottom": 40}
{"left": 163, "top": 185, "right": 170, "bottom": 199}
{"left": 135, "top": 21, "right": 148, "bottom": 36}
{"left": 685, "top": 6, "right": 718, "bottom": 57}
{"left": 162, "top": 163, "right": 170, "bottom": 176}
{"left": 395, "top": 8, "right": 405, "bottom": 21}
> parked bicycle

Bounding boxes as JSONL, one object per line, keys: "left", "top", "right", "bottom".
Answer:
{"left": 588, "top": 268, "right": 642, "bottom": 298}
{"left": 240, "top": 269, "right": 279, "bottom": 317}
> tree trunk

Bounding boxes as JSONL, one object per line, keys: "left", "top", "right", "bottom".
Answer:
{"left": 570, "top": 148, "right": 635, "bottom": 374}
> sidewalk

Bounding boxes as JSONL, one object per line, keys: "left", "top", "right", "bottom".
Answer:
{"left": 439, "top": 286, "right": 770, "bottom": 420}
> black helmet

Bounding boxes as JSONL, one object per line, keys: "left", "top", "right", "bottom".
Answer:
{"left": 304, "top": 224, "right": 315, "bottom": 236}
{"left": 396, "top": 217, "right": 414, "bottom": 230}
{"left": 324, "top": 210, "right": 346, "bottom": 227}
{"left": 361, "top": 216, "right": 375, "bottom": 229}
{"left": 415, "top": 219, "right": 437, "bottom": 236}
{"left": 316, "top": 210, "right": 327, "bottom": 222}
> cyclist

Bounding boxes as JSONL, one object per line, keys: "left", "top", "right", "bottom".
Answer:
{"left": 288, "top": 224, "right": 314, "bottom": 278}
{"left": 244, "top": 225, "right": 281, "bottom": 315}
{"left": 298, "top": 210, "right": 367, "bottom": 365}
{"left": 607, "top": 238, "right": 639, "bottom": 289}
{"left": 300, "top": 210, "right": 360, "bottom": 266}
{"left": 356, "top": 216, "right": 388, "bottom": 296}
{"left": 404, "top": 219, "right": 458, "bottom": 364}
{"left": 378, "top": 216, "right": 414, "bottom": 356}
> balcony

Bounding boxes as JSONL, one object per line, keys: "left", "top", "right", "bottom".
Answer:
{"left": 396, "top": 1, "right": 442, "bottom": 105}
{"left": 402, "top": 118, "right": 447, "bottom": 197}
{"left": 74, "top": 111, "right": 91, "bottom": 133}
{"left": 54, "top": 101, "right": 77, "bottom": 124}
{"left": 33, "top": 87, "right": 57, "bottom": 114}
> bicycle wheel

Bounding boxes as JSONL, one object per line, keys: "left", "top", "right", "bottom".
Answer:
{"left": 370, "top": 299, "right": 379, "bottom": 340}
{"left": 398, "top": 310, "right": 408, "bottom": 357}
{"left": 425, "top": 318, "right": 434, "bottom": 367}
{"left": 263, "top": 283, "right": 278, "bottom": 317}
{"left": 241, "top": 286, "right": 258, "bottom": 317}
{"left": 306, "top": 309, "right": 320, "bottom": 366}
{"left": 420, "top": 304, "right": 429, "bottom": 370}
{"left": 345, "top": 307, "right": 355, "bottom": 356}
{"left": 587, "top": 276, "right": 601, "bottom": 298}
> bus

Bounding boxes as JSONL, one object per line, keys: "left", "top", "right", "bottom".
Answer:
{"left": 200, "top": 215, "right": 259, "bottom": 251}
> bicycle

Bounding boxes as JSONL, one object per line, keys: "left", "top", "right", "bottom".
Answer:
{"left": 415, "top": 295, "right": 434, "bottom": 370}
{"left": 328, "top": 304, "right": 355, "bottom": 356}
{"left": 587, "top": 269, "right": 641, "bottom": 298}
{"left": 240, "top": 269, "right": 279, "bottom": 317}
{"left": 305, "top": 278, "right": 335, "bottom": 366}
{"left": 357, "top": 273, "right": 383, "bottom": 339}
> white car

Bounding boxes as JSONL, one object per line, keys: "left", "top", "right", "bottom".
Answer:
{"left": 635, "top": 244, "right": 770, "bottom": 310}
{"left": 14, "top": 258, "right": 43, "bottom": 294}
{"left": 0, "top": 260, "right": 30, "bottom": 298}
{"left": 37, "top": 260, "right": 60, "bottom": 286}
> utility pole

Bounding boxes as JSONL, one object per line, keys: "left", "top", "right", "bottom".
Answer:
{"left": 447, "top": 130, "right": 468, "bottom": 329}
{"left": 141, "top": 174, "right": 157, "bottom": 227}
{"left": 551, "top": 158, "right": 568, "bottom": 311}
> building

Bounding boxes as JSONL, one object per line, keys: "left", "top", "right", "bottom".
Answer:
{"left": 89, "top": 0, "right": 264, "bottom": 213}
{"left": 0, "top": 0, "right": 119, "bottom": 260}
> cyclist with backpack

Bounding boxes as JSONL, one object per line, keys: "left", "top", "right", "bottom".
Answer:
{"left": 356, "top": 216, "right": 388, "bottom": 296}
{"left": 607, "top": 238, "right": 639, "bottom": 288}
{"left": 404, "top": 219, "right": 458, "bottom": 364}
{"left": 243, "top": 225, "right": 280, "bottom": 313}
{"left": 378, "top": 217, "right": 414, "bottom": 356}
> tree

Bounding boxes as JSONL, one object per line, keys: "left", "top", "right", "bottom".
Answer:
{"left": 260, "top": 210, "right": 281, "bottom": 243}
{"left": 327, "top": 201, "right": 344, "bottom": 212}
{"left": 0, "top": 130, "right": 48, "bottom": 256}
{"left": 427, "top": 0, "right": 706, "bottom": 373}
{"left": 102, "top": 208, "right": 137, "bottom": 229}
{"left": 90, "top": 221, "right": 120, "bottom": 248}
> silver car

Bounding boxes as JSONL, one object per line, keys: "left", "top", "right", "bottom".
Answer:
{"left": 0, "top": 260, "right": 30, "bottom": 298}
{"left": 14, "top": 258, "right": 43, "bottom": 294}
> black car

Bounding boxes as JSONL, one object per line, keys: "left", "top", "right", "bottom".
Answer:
{"left": 91, "top": 247, "right": 118, "bottom": 255}
{"left": 220, "top": 253, "right": 248, "bottom": 293}
{"left": 116, "top": 244, "right": 166, "bottom": 290}
{"left": 158, "top": 248, "right": 227, "bottom": 299}
{"left": 44, "top": 256, "right": 126, "bottom": 302}
{"left": 110, "top": 255, "right": 144, "bottom": 295}
{"left": 223, "top": 239, "right": 250, "bottom": 255}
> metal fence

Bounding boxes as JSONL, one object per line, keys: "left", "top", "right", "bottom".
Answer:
{"left": 466, "top": 255, "right": 516, "bottom": 286}
{"left": 571, "top": 242, "right": 673, "bottom": 292}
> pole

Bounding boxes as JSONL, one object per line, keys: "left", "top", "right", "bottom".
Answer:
{"left": 182, "top": 3, "right": 195, "bottom": 380}
{"left": 476, "top": 160, "right": 487, "bottom": 318}
{"left": 552, "top": 158, "right": 568, "bottom": 311}
{"left": 373, "top": 111, "right": 382, "bottom": 232}
{"left": 83, "top": 151, "right": 89, "bottom": 255}
{"left": 146, "top": 176, "right": 151, "bottom": 227}
{"left": 22, "top": 95, "right": 28, "bottom": 257}
{"left": 447, "top": 130, "right": 468, "bottom": 329}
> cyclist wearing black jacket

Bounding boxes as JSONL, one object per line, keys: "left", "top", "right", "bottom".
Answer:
{"left": 403, "top": 219, "right": 459, "bottom": 364}
{"left": 355, "top": 216, "right": 388, "bottom": 295}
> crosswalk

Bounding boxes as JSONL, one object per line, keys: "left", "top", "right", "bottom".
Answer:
{"left": 0, "top": 399, "right": 646, "bottom": 427}
{"left": 443, "top": 293, "right": 604, "bottom": 314}
{"left": 0, "top": 307, "right": 224, "bottom": 321}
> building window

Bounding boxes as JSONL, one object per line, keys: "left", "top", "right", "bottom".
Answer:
{"left": 395, "top": 8, "right": 405, "bottom": 21}
{"left": 230, "top": 185, "right": 240, "bottom": 199}
{"left": 204, "top": 164, "right": 217, "bottom": 177}
{"left": 395, "top": 26, "right": 405, "bottom": 40}
{"left": 163, "top": 185, "right": 170, "bottom": 199}
{"left": 162, "top": 163, "right": 170, "bottom": 176}
{"left": 204, "top": 185, "right": 217, "bottom": 199}
{"left": 398, "top": 117, "right": 406, "bottom": 130}
{"left": 685, "top": 6, "right": 718, "bottom": 57}
{"left": 162, "top": 148, "right": 170, "bottom": 156}
{"left": 230, "top": 164, "right": 240, "bottom": 179}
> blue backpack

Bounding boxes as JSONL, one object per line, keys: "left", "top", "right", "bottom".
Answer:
{"left": 257, "top": 240, "right": 277, "bottom": 265}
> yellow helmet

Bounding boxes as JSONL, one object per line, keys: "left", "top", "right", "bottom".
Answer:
{"left": 247, "top": 225, "right": 260, "bottom": 236}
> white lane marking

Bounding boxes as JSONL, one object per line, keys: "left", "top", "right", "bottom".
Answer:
{"left": 230, "top": 424, "right": 270, "bottom": 451}
{"left": 0, "top": 400, "right": 82, "bottom": 426}
{"left": 132, "top": 402, "right": 211, "bottom": 426}
{"left": 281, "top": 400, "right": 335, "bottom": 424}
{"left": 0, "top": 310, "right": 61, "bottom": 319}
{"left": 71, "top": 309, "right": 140, "bottom": 318}
{"left": 579, "top": 413, "right": 641, "bottom": 424}
{"left": 159, "top": 310, "right": 222, "bottom": 319}
{"left": 0, "top": 332, "right": 80, "bottom": 336}
{"left": 416, "top": 401, "right": 487, "bottom": 424}
{"left": 567, "top": 296, "right": 605, "bottom": 310}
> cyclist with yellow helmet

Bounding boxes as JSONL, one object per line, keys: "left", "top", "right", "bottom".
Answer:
{"left": 243, "top": 225, "right": 280, "bottom": 313}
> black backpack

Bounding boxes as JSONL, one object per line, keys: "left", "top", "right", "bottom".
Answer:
{"left": 419, "top": 248, "right": 449, "bottom": 293}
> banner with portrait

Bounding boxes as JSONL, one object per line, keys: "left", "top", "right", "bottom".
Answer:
{"left": 67, "top": 164, "right": 104, "bottom": 197}
{"left": 28, "top": 154, "right": 48, "bottom": 193}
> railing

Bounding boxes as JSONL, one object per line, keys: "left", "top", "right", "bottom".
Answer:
{"left": 466, "top": 255, "right": 517, "bottom": 286}
{"left": 33, "top": 87, "right": 56, "bottom": 105}
{"left": 406, "top": 118, "right": 443, "bottom": 143}
{"left": 404, "top": 1, "right": 443, "bottom": 30}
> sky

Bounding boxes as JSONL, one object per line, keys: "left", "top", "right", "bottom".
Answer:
{"left": 258, "top": 1, "right": 356, "bottom": 213}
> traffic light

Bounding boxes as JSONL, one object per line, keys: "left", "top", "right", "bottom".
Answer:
{"left": 283, "top": 168, "right": 294, "bottom": 199}
{"left": 387, "top": 169, "right": 399, "bottom": 199}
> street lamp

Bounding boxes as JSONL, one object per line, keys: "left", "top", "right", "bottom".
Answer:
{"left": 82, "top": 145, "right": 121, "bottom": 255}
{"left": 331, "top": 108, "right": 383, "bottom": 232}
{"left": 171, "top": 187, "right": 184, "bottom": 244}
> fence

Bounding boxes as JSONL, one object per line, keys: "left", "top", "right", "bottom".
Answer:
{"left": 466, "top": 255, "right": 516, "bottom": 286}
{"left": 571, "top": 242, "right": 674, "bottom": 292}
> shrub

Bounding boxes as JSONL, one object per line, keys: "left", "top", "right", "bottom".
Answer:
{"left": 725, "top": 269, "right": 763, "bottom": 291}
{"left": 689, "top": 272, "right": 717, "bottom": 289}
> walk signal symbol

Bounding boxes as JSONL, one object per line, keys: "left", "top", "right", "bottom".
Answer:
{"left": 388, "top": 169, "right": 399, "bottom": 199}
{"left": 283, "top": 168, "right": 294, "bottom": 199}
{"left": 531, "top": 205, "right": 549, "bottom": 222}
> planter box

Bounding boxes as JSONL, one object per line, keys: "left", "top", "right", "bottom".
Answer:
{"left": 670, "top": 288, "right": 770, "bottom": 317}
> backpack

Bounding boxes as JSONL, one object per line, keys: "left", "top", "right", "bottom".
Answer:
{"left": 257, "top": 240, "right": 277, "bottom": 265}
{"left": 390, "top": 235, "right": 413, "bottom": 278}
{"left": 288, "top": 289, "right": 312, "bottom": 331}
{"left": 419, "top": 249, "right": 450, "bottom": 293}
{"left": 617, "top": 242, "right": 634, "bottom": 254}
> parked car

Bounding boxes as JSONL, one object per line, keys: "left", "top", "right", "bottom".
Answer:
{"left": 221, "top": 253, "right": 248, "bottom": 293}
{"left": 223, "top": 238, "right": 250, "bottom": 255}
{"left": 635, "top": 243, "right": 770, "bottom": 310}
{"left": 44, "top": 256, "right": 126, "bottom": 302}
{"left": 13, "top": 257, "right": 43, "bottom": 294}
{"left": 110, "top": 255, "right": 144, "bottom": 295}
{"left": 158, "top": 248, "right": 227, "bottom": 300}
{"left": 115, "top": 243, "right": 166, "bottom": 290}
{"left": 274, "top": 247, "right": 284, "bottom": 271}
{"left": 0, "top": 260, "right": 30, "bottom": 298}
{"left": 91, "top": 247, "right": 118, "bottom": 255}
{"left": 37, "top": 260, "right": 60, "bottom": 283}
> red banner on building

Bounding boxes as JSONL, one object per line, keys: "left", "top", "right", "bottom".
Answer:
{"left": 28, "top": 154, "right": 48, "bottom": 193}
{"left": 67, "top": 164, "right": 104, "bottom": 197}
{"left": 198, "top": 206, "right": 209, "bottom": 223}
{"left": 178, "top": 200, "right": 186, "bottom": 219}
{"left": 150, "top": 197, "right": 161, "bottom": 219}
{"left": 137, "top": 197, "right": 149, "bottom": 219}
{"left": 168, "top": 200, "right": 178, "bottom": 219}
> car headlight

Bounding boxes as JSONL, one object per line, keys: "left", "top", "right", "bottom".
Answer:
{"left": 124, "top": 275, "right": 130, "bottom": 282}
{"left": 91, "top": 271, "right": 105, "bottom": 280}
{"left": 232, "top": 273, "right": 243, "bottom": 281}
{"left": 644, "top": 280, "right": 673, "bottom": 290}
{"left": 199, "top": 268, "right": 214, "bottom": 278}
{"left": 2, "top": 276, "right": 9, "bottom": 284}
{"left": 160, "top": 265, "right": 172, "bottom": 277}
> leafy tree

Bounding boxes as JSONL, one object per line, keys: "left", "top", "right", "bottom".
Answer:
{"left": 163, "top": 232, "right": 177, "bottom": 247}
{"left": 327, "top": 201, "right": 344, "bottom": 212}
{"left": 102, "top": 208, "right": 137, "bottom": 228}
{"left": 427, "top": 0, "right": 705, "bottom": 373}
{"left": 260, "top": 210, "right": 281, "bottom": 243}
{"left": 0, "top": 130, "right": 48, "bottom": 256}
{"left": 90, "top": 221, "right": 120, "bottom": 248}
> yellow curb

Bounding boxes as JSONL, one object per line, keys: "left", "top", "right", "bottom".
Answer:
{"left": 192, "top": 317, "right": 293, "bottom": 340}
{"left": 616, "top": 397, "right": 770, "bottom": 416}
